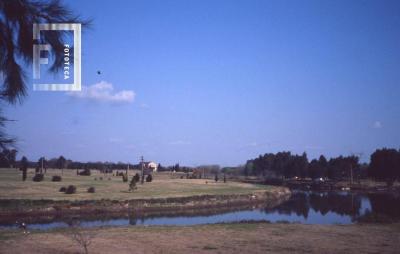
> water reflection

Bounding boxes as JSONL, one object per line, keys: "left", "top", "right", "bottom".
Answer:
{"left": 1, "top": 191, "right": 399, "bottom": 230}
{"left": 263, "top": 191, "right": 400, "bottom": 223}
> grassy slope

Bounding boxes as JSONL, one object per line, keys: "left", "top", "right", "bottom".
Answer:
{"left": 0, "top": 223, "right": 399, "bottom": 254}
{"left": 0, "top": 168, "right": 271, "bottom": 201}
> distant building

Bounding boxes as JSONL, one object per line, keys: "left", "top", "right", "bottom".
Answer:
{"left": 140, "top": 161, "right": 158, "bottom": 173}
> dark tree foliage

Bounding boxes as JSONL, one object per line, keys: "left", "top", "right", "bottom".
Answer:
{"left": 56, "top": 156, "right": 66, "bottom": 169}
{"left": 0, "top": 0, "right": 90, "bottom": 104}
{"left": 0, "top": 148, "right": 17, "bottom": 167}
{"left": 369, "top": 148, "right": 400, "bottom": 186}
{"left": 245, "top": 151, "right": 360, "bottom": 181}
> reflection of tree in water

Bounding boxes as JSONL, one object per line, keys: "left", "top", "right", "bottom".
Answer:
{"left": 264, "top": 192, "right": 310, "bottom": 218}
{"left": 357, "top": 193, "right": 400, "bottom": 222}
{"left": 309, "top": 192, "right": 361, "bottom": 217}
{"left": 264, "top": 192, "right": 362, "bottom": 219}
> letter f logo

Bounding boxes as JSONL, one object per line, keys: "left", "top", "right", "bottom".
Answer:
{"left": 33, "top": 24, "right": 51, "bottom": 79}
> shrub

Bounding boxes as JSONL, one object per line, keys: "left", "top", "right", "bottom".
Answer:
{"left": 32, "top": 174, "right": 44, "bottom": 182}
{"left": 129, "top": 177, "right": 137, "bottom": 192}
{"left": 99, "top": 177, "right": 103, "bottom": 181}
{"left": 134, "top": 173, "right": 140, "bottom": 182}
{"left": 122, "top": 174, "right": 128, "bottom": 182}
{"left": 146, "top": 174, "right": 153, "bottom": 182}
{"left": 65, "top": 185, "right": 77, "bottom": 194}
{"left": 87, "top": 187, "right": 95, "bottom": 193}
{"left": 52, "top": 175, "right": 62, "bottom": 182}
{"left": 79, "top": 169, "right": 91, "bottom": 176}
{"left": 59, "top": 186, "right": 67, "bottom": 192}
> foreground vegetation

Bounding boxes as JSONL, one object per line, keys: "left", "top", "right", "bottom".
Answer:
{"left": 0, "top": 169, "right": 271, "bottom": 201}
{"left": 0, "top": 222, "right": 399, "bottom": 254}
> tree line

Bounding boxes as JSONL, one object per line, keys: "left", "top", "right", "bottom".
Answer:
{"left": 1, "top": 147, "right": 399, "bottom": 185}
{"left": 244, "top": 148, "right": 400, "bottom": 185}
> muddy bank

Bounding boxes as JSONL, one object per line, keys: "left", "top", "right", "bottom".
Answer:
{"left": 0, "top": 188, "right": 291, "bottom": 222}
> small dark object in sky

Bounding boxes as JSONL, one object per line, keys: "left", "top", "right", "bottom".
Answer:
{"left": 97, "top": 70, "right": 101, "bottom": 75}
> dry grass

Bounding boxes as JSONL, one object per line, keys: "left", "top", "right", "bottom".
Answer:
{"left": 0, "top": 223, "right": 399, "bottom": 254}
{"left": 0, "top": 168, "right": 270, "bottom": 201}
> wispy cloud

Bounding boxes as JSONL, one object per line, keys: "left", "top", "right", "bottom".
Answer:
{"left": 67, "top": 81, "right": 135, "bottom": 104}
{"left": 372, "top": 121, "right": 382, "bottom": 129}
{"left": 169, "top": 140, "right": 191, "bottom": 145}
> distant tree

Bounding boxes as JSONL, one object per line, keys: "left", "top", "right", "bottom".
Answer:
{"left": 214, "top": 173, "right": 219, "bottom": 182}
{"left": 37, "top": 157, "right": 47, "bottom": 174}
{"left": 20, "top": 156, "right": 28, "bottom": 181}
{"left": 56, "top": 156, "right": 67, "bottom": 175}
{"left": 308, "top": 159, "right": 321, "bottom": 180}
{"left": 369, "top": 148, "right": 400, "bottom": 186}
{"left": 318, "top": 155, "right": 328, "bottom": 178}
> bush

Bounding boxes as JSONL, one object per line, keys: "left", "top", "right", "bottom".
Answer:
{"left": 146, "top": 174, "right": 153, "bottom": 182}
{"left": 134, "top": 173, "right": 140, "bottom": 182}
{"left": 79, "top": 169, "right": 91, "bottom": 176}
{"left": 65, "top": 185, "right": 77, "bottom": 194}
{"left": 52, "top": 175, "right": 62, "bottom": 182}
{"left": 129, "top": 177, "right": 137, "bottom": 192}
{"left": 87, "top": 187, "right": 95, "bottom": 193}
{"left": 32, "top": 174, "right": 44, "bottom": 182}
{"left": 59, "top": 186, "right": 67, "bottom": 192}
{"left": 122, "top": 174, "right": 128, "bottom": 182}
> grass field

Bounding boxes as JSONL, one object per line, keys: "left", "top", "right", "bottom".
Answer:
{"left": 0, "top": 168, "right": 271, "bottom": 201}
{"left": 0, "top": 222, "right": 399, "bottom": 254}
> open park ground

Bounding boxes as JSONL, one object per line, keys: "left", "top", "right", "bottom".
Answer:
{"left": 0, "top": 168, "right": 271, "bottom": 201}
{"left": 0, "top": 222, "right": 399, "bottom": 254}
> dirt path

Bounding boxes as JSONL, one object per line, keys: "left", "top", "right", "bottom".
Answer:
{"left": 1, "top": 222, "right": 399, "bottom": 254}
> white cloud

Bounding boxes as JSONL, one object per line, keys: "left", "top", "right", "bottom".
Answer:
{"left": 67, "top": 81, "right": 135, "bottom": 104}
{"left": 372, "top": 121, "right": 382, "bottom": 129}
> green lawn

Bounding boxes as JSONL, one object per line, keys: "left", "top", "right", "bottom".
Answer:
{"left": 0, "top": 168, "right": 271, "bottom": 201}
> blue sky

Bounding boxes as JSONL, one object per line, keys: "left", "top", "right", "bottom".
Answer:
{"left": 5, "top": 0, "right": 400, "bottom": 166}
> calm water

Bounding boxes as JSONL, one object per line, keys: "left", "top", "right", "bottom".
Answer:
{"left": 2, "top": 191, "right": 399, "bottom": 230}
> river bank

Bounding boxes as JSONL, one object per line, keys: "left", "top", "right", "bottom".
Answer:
{"left": 1, "top": 222, "right": 399, "bottom": 254}
{"left": 0, "top": 187, "right": 291, "bottom": 222}
{"left": 241, "top": 178, "right": 400, "bottom": 193}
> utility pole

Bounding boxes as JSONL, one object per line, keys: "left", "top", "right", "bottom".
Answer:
{"left": 126, "top": 163, "right": 129, "bottom": 175}
{"left": 140, "top": 156, "right": 144, "bottom": 184}
{"left": 41, "top": 157, "right": 44, "bottom": 174}
{"left": 350, "top": 164, "right": 353, "bottom": 185}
